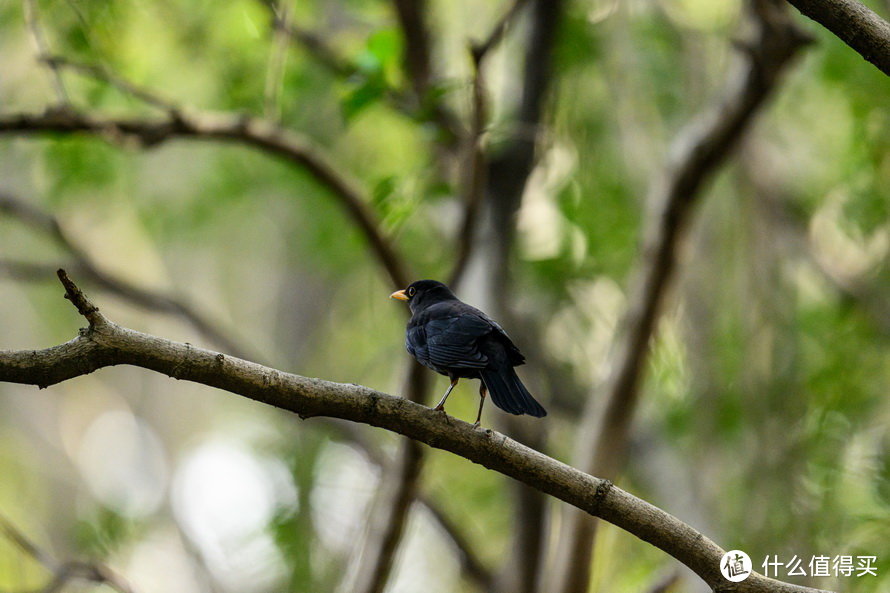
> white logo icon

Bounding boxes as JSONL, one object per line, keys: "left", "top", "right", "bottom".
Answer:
{"left": 721, "top": 550, "right": 752, "bottom": 582}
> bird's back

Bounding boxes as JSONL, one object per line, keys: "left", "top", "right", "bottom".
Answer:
{"left": 406, "top": 299, "right": 525, "bottom": 374}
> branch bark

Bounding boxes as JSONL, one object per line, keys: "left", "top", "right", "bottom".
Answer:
{"left": 0, "top": 108, "right": 410, "bottom": 288}
{"left": 0, "top": 271, "right": 831, "bottom": 593}
{"left": 551, "top": 3, "right": 812, "bottom": 592}
{"left": 784, "top": 0, "right": 890, "bottom": 75}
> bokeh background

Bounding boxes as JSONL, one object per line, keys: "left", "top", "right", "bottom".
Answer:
{"left": 0, "top": 0, "right": 887, "bottom": 592}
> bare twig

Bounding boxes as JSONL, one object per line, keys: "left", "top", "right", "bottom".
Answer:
{"left": 40, "top": 55, "right": 178, "bottom": 113}
{"left": 23, "top": 0, "right": 69, "bottom": 105}
{"left": 351, "top": 364, "right": 429, "bottom": 593}
{"left": 0, "top": 192, "right": 250, "bottom": 358}
{"left": 259, "top": 0, "right": 356, "bottom": 78}
{"left": 263, "top": 1, "right": 293, "bottom": 120}
{"left": 783, "top": 0, "right": 890, "bottom": 75}
{"left": 0, "top": 272, "right": 832, "bottom": 593}
{"left": 417, "top": 493, "right": 494, "bottom": 589}
{"left": 324, "top": 419, "right": 495, "bottom": 590}
{"left": 472, "top": 0, "right": 530, "bottom": 60}
{"left": 551, "top": 3, "right": 813, "bottom": 593}
{"left": 0, "top": 514, "right": 134, "bottom": 593}
{"left": 447, "top": 49, "right": 489, "bottom": 287}
{"left": 447, "top": 0, "right": 533, "bottom": 287}
{"left": 0, "top": 109, "right": 410, "bottom": 288}
{"left": 0, "top": 515, "right": 56, "bottom": 568}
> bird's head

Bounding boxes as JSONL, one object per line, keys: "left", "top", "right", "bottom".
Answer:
{"left": 390, "top": 280, "right": 456, "bottom": 313}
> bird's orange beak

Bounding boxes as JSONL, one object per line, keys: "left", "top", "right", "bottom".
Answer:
{"left": 390, "top": 289, "right": 409, "bottom": 301}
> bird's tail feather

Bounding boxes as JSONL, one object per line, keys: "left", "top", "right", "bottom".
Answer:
{"left": 481, "top": 367, "right": 547, "bottom": 417}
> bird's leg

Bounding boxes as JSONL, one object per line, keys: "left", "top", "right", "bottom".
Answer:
{"left": 473, "top": 383, "right": 487, "bottom": 428}
{"left": 434, "top": 377, "right": 459, "bottom": 411}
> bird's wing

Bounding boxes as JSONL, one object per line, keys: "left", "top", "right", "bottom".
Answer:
{"left": 426, "top": 315, "right": 491, "bottom": 369}
{"left": 413, "top": 313, "right": 491, "bottom": 370}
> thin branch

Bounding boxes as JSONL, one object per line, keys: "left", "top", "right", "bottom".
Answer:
{"left": 0, "top": 109, "right": 410, "bottom": 288}
{"left": 0, "top": 272, "right": 830, "bottom": 593}
{"left": 23, "top": 0, "right": 69, "bottom": 105}
{"left": 263, "top": 2, "right": 293, "bottom": 121}
{"left": 448, "top": 0, "right": 531, "bottom": 287}
{"left": 783, "top": 0, "right": 890, "bottom": 75}
{"left": 351, "top": 364, "right": 429, "bottom": 593}
{"left": 0, "top": 192, "right": 250, "bottom": 358}
{"left": 257, "top": 0, "right": 461, "bottom": 145}
{"left": 324, "top": 417, "right": 495, "bottom": 591}
{"left": 551, "top": 3, "right": 812, "bottom": 592}
{"left": 416, "top": 493, "right": 494, "bottom": 589}
{"left": 0, "top": 516, "right": 56, "bottom": 568}
{"left": 447, "top": 51, "right": 489, "bottom": 287}
{"left": 0, "top": 514, "right": 134, "bottom": 593}
{"left": 40, "top": 55, "right": 178, "bottom": 113}
{"left": 259, "top": 0, "right": 356, "bottom": 78}
{"left": 472, "top": 0, "right": 530, "bottom": 60}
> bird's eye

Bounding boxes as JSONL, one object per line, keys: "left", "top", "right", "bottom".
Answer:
{"left": 407, "top": 286, "right": 416, "bottom": 297}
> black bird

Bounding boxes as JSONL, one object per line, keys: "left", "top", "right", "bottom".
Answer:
{"left": 390, "top": 280, "right": 546, "bottom": 426}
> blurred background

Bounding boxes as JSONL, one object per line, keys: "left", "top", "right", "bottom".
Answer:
{"left": 0, "top": 0, "right": 887, "bottom": 592}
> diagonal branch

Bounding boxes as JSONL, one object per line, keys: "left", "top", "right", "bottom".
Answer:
{"left": 39, "top": 55, "right": 178, "bottom": 113}
{"left": 23, "top": 0, "right": 69, "bottom": 105}
{"left": 551, "top": 3, "right": 813, "bottom": 592}
{"left": 259, "top": 0, "right": 355, "bottom": 78}
{"left": 0, "top": 108, "right": 410, "bottom": 288}
{"left": 0, "top": 192, "right": 251, "bottom": 358}
{"left": 783, "top": 0, "right": 890, "bottom": 75}
{"left": 0, "top": 514, "right": 135, "bottom": 593}
{"left": 0, "top": 271, "right": 831, "bottom": 593}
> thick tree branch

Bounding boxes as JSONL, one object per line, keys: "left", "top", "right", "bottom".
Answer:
{"left": 0, "top": 272, "right": 830, "bottom": 593}
{"left": 0, "top": 109, "right": 409, "bottom": 288}
{"left": 552, "top": 3, "right": 813, "bottom": 592}
{"left": 784, "top": 0, "right": 890, "bottom": 75}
